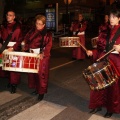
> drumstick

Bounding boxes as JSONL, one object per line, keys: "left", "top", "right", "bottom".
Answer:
{"left": 77, "top": 42, "right": 87, "bottom": 52}
{"left": 96, "top": 48, "right": 115, "bottom": 62}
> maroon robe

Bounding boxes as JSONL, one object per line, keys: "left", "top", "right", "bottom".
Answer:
{"left": 0, "top": 21, "right": 22, "bottom": 84}
{"left": 24, "top": 27, "right": 52, "bottom": 94}
{"left": 89, "top": 24, "right": 120, "bottom": 113}
{"left": 70, "top": 20, "right": 87, "bottom": 60}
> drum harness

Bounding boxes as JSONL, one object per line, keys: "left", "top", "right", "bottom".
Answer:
{"left": 98, "top": 27, "right": 120, "bottom": 76}
{"left": 97, "top": 27, "right": 120, "bottom": 62}
{"left": 105, "top": 27, "right": 120, "bottom": 53}
{"left": 0, "top": 23, "right": 18, "bottom": 54}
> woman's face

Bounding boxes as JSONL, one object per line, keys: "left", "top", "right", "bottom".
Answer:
{"left": 78, "top": 14, "right": 83, "bottom": 22}
{"left": 35, "top": 19, "right": 45, "bottom": 30}
{"left": 109, "top": 14, "right": 120, "bottom": 26}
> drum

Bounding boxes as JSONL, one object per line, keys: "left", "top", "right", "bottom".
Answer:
{"left": 2, "top": 51, "right": 40, "bottom": 73}
{"left": 83, "top": 60, "right": 118, "bottom": 90}
{"left": 91, "top": 37, "right": 98, "bottom": 48}
{"left": 59, "top": 37, "right": 80, "bottom": 47}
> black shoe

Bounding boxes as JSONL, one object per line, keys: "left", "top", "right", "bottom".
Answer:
{"left": 7, "top": 83, "right": 11, "bottom": 88}
{"left": 38, "top": 94, "right": 44, "bottom": 101}
{"left": 11, "top": 84, "right": 17, "bottom": 94}
{"left": 104, "top": 111, "right": 113, "bottom": 118}
{"left": 89, "top": 107, "right": 102, "bottom": 114}
{"left": 31, "top": 90, "right": 38, "bottom": 95}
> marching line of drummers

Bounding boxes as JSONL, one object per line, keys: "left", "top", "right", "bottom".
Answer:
{"left": 0, "top": 10, "right": 52, "bottom": 101}
{"left": 1, "top": 8, "right": 120, "bottom": 118}
{"left": 59, "top": 35, "right": 118, "bottom": 91}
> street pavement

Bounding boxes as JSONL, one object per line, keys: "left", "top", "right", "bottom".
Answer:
{"left": 0, "top": 38, "right": 120, "bottom": 120}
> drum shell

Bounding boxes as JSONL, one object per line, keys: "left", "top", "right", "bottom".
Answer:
{"left": 83, "top": 61, "right": 118, "bottom": 90}
{"left": 59, "top": 37, "right": 80, "bottom": 47}
{"left": 2, "top": 50, "right": 40, "bottom": 73}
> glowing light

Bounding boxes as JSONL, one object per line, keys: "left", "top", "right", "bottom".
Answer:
{"left": 64, "top": 0, "right": 72, "bottom": 4}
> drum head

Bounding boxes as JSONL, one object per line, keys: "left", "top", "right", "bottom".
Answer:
{"left": 84, "top": 61, "right": 107, "bottom": 75}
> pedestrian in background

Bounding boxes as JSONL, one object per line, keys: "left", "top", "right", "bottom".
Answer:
{"left": 70, "top": 13, "right": 87, "bottom": 60}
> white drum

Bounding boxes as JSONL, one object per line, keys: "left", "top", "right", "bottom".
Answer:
{"left": 2, "top": 50, "right": 40, "bottom": 73}
{"left": 59, "top": 37, "right": 80, "bottom": 47}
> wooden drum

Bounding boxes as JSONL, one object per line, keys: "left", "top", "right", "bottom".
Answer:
{"left": 59, "top": 37, "right": 80, "bottom": 47}
{"left": 2, "top": 50, "right": 40, "bottom": 73}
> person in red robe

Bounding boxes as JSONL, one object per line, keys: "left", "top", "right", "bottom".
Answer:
{"left": 22, "top": 15, "right": 52, "bottom": 101}
{"left": 86, "top": 9, "right": 120, "bottom": 118}
{"left": 70, "top": 13, "right": 87, "bottom": 60}
{"left": 0, "top": 10, "right": 22, "bottom": 93}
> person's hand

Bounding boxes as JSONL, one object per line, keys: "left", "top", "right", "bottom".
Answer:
{"left": 21, "top": 41, "right": 25, "bottom": 45}
{"left": 113, "top": 45, "right": 120, "bottom": 53}
{"left": 8, "top": 47, "right": 14, "bottom": 51}
{"left": 86, "top": 50, "right": 93, "bottom": 56}
{"left": 39, "top": 53, "right": 44, "bottom": 60}
{"left": 21, "top": 41, "right": 25, "bottom": 51}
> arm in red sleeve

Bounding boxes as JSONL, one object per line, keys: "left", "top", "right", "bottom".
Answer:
{"left": 43, "top": 32, "right": 52, "bottom": 57}
{"left": 23, "top": 30, "right": 32, "bottom": 52}
{"left": 92, "top": 49, "right": 99, "bottom": 62}
{"left": 13, "top": 28, "right": 22, "bottom": 51}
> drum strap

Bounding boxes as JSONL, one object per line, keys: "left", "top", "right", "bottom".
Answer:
{"left": 106, "top": 27, "right": 120, "bottom": 52}
{"left": 0, "top": 23, "right": 18, "bottom": 54}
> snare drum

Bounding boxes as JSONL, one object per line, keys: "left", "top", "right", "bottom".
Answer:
{"left": 91, "top": 37, "right": 98, "bottom": 48}
{"left": 59, "top": 37, "right": 80, "bottom": 47}
{"left": 2, "top": 51, "right": 40, "bottom": 73}
{"left": 83, "top": 60, "right": 118, "bottom": 90}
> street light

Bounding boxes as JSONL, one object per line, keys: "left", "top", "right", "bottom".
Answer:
{"left": 64, "top": 0, "right": 72, "bottom": 4}
{"left": 64, "top": 0, "right": 72, "bottom": 15}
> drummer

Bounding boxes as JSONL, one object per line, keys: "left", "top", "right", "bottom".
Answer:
{"left": 86, "top": 9, "right": 120, "bottom": 118}
{"left": 22, "top": 15, "right": 52, "bottom": 101}
{"left": 70, "top": 13, "right": 87, "bottom": 60}
{"left": 0, "top": 10, "right": 22, "bottom": 93}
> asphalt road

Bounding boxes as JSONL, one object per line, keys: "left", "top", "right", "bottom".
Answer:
{"left": 0, "top": 38, "right": 120, "bottom": 120}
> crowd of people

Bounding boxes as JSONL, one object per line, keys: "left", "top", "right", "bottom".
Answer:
{"left": 0, "top": 10, "right": 52, "bottom": 101}
{"left": 0, "top": 6, "right": 120, "bottom": 119}
{"left": 69, "top": 7, "right": 120, "bottom": 118}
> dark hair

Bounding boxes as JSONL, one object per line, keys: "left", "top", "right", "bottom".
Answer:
{"left": 109, "top": 9, "right": 120, "bottom": 18}
{"left": 6, "top": 9, "right": 16, "bottom": 15}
